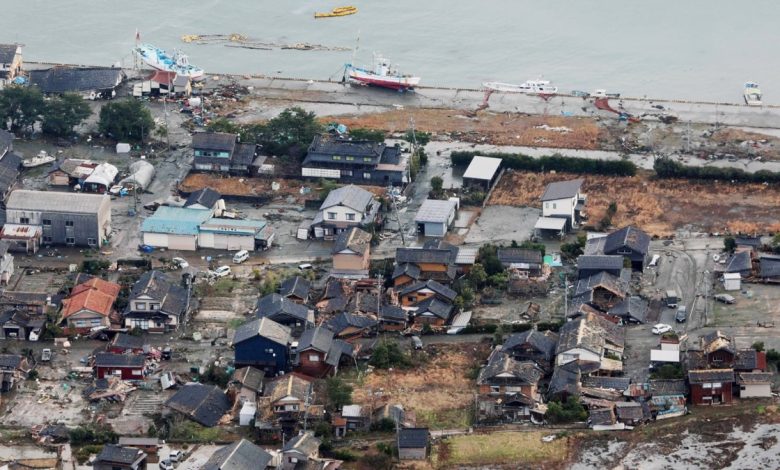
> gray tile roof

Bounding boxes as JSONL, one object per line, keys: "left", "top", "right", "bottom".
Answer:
{"left": 414, "top": 198, "right": 457, "bottom": 224}
{"left": 556, "top": 313, "right": 625, "bottom": 355}
{"left": 581, "top": 375, "right": 630, "bottom": 391}
{"left": 320, "top": 184, "right": 374, "bottom": 212}
{"left": 264, "top": 373, "right": 312, "bottom": 403}
{"left": 192, "top": 132, "right": 237, "bottom": 152}
{"left": 396, "top": 247, "right": 455, "bottom": 265}
{"left": 94, "top": 353, "right": 144, "bottom": 368}
{"left": 298, "top": 326, "right": 334, "bottom": 354}
{"left": 574, "top": 271, "right": 628, "bottom": 299}
{"left": 398, "top": 279, "right": 457, "bottom": 302}
{"left": 649, "top": 379, "right": 687, "bottom": 396}
{"left": 326, "top": 339, "right": 355, "bottom": 367}
{"left": 735, "top": 236, "right": 761, "bottom": 247}
{"left": 333, "top": 227, "right": 371, "bottom": 255}
{"left": 28, "top": 67, "right": 124, "bottom": 93}
{"left": 184, "top": 187, "right": 221, "bottom": 209}
{"left": 760, "top": 255, "right": 780, "bottom": 278}
{"left": 204, "top": 439, "right": 272, "bottom": 470}
{"left": 413, "top": 297, "right": 453, "bottom": 320}
{"left": 736, "top": 372, "right": 773, "bottom": 384}
{"left": 477, "top": 351, "right": 543, "bottom": 385}
{"left": 129, "top": 271, "right": 189, "bottom": 318}
{"left": 398, "top": 428, "right": 429, "bottom": 448}
{"left": 232, "top": 143, "right": 257, "bottom": 167}
{"left": 0, "top": 129, "right": 13, "bottom": 153}
{"left": 233, "top": 317, "right": 291, "bottom": 346}
{"left": 165, "top": 383, "right": 231, "bottom": 427}
{"left": 588, "top": 408, "right": 616, "bottom": 426}
{"left": 279, "top": 276, "right": 311, "bottom": 301}
{"left": 688, "top": 369, "right": 735, "bottom": 384}
{"left": 231, "top": 367, "right": 264, "bottom": 393}
{"left": 726, "top": 251, "right": 751, "bottom": 273}
{"left": 608, "top": 296, "right": 649, "bottom": 323}
{"left": 540, "top": 178, "right": 584, "bottom": 201}
{"left": 283, "top": 431, "right": 321, "bottom": 456}
{"left": 255, "top": 293, "right": 310, "bottom": 322}
{"left": 379, "top": 304, "right": 407, "bottom": 321}
{"left": 110, "top": 333, "right": 145, "bottom": 350}
{"left": 0, "top": 354, "right": 22, "bottom": 370}
{"left": 6, "top": 189, "right": 108, "bottom": 214}
{"left": 325, "top": 312, "right": 377, "bottom": 334}
{"left": 614, "top": 402, "right": 643, "bottom": 421}
{"left": 392, "top": 263, "right": 420, "bottom": 280}
{"left": 502, "top": 330, "right": 557, "bottom": 361}
{"left": 0, "top": 44, "right": 18, "bottom": 64}
{"left": 734, "top": 349, "right": 764, "bottom": 371}
{"left": 577, "top": 255, "right": 624, "bottom": 271}
{"left": 603, "top": 226, "right": 651, "bottom": 256}
{"left": 497, "top": 248, "right": 543, "bottom": 266}
{"left": 95, "top": 445, "right": 143, "bottom": 465}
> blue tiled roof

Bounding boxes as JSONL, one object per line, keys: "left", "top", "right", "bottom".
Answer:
{"left": 141, "top": 206, "right": 211, "bottom": 235}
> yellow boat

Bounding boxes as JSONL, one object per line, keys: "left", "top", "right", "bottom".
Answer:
{"left": 314, "top": 6, "right": 357, "bottom": 18}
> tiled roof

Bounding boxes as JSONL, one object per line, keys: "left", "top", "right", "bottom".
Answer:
{"left": 725, "top": 251, "right": 751, "bottom": 273}
{"left": 264, "top": 373, "right": 312, "bottom": 403}
{"left": 540, "top": 179, "right": 583, "bottom": 201}
{"left": 184, "top": 187, "right": 221, "bottom": 209}
{"left": 398, "top": 428, "right": 429, "bottom": 448}
{"left": 233, "top": 317, "right": 291, "bottom": 346}
{"left": 110, "top": 333, "right": 145, "bottom": 350}
{"left": 497, "top": 248, "right": 543, "bottom": 266}
{"left": 603, "top": 226, "right": 651, "bottom": 256}
{"left": 231, "top": 366, "right": 265, "bottom": 393}
{"left": 413, "top": 297, "right": 453, "bottom": 320}
{"left": 581, "top": 375, "right": 630, "bottom": 391}
{"left": 28, "top": 67, "right": 124, "bottom": 93}
{"left": 95, "top": 445, "right": 143, "bottom": 465}
{"left": 577, "top": 255, "right": 624, "bottom": 271}
{"left": 502, "top": 330, "right": 557, "bottom": 361}
{"left": 614, "top": 401, "right": 643, "bottom": 421}
{"left": 734, "top": 349, "right": 767, "bottom": 371}
{"left": 298, "top": 326, "right": 334, "bottom": 354}
{"left": 165, "top": 384, "right": 231, "bottom": 427}
{"left": 398, "top": 279, "right": 457, "bottom": 302}
{"left": 649, "top": 379, "right": 687, "bottom": 396}
{"left": 255, "top": 293, "right": 310, "bottom": 322}
{"left": 396, "top": 247, "right": 455, "bottom": 265}
{"left": 759, "top": 255, "right": 780, "bottom": 278}
{"left": 192, "top": 132, "right": 237, "bottom": 152}
{"left": 62, "top": 277, "right": 121, "bottom": 319}
{"left": 283, "top": 431, "right": 321, "bottom": 456}
{"left": 688, "top": 369, "right": 735, "bottom": 384}
{"left": 477, "top": 351, "right": 543, "bottom": 385}
{"left": 736, "top": 372, "right": 773, "bottom": 384}
{"left": 325, "top": 312, "right": 377, "bottom": 334}
{"left": 333, "top": 227, "right": 371, "bottom": 255}
{"left": 0, "top": 45, "right": 18, "bottom": 64}
{"left": 94, "top": 353, "right": 144, "bottom": 368}
{"left": 320, "top": 184, "right": 374, "bottom": 212}
{"left": 129, "top": 270, "right": 189, "bottom": 318}
{"left": 279, "top": 276, "right": 311, "bottom": 300}
{"left": 204, "top": 439, "right": 272, "bottom": 470}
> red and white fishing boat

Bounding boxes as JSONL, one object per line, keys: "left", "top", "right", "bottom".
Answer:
{"left": 346, "top": 54, "right": 420, "bottom": 91}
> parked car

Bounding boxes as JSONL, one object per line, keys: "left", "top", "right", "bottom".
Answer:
{"left": 159, "top": 459, "right": 175, "bottom": 470}
{"left": 715, "top": 294, "right": 736, "bottom": 304}
{"left": 411, "top": 336, "right": 423, "bottom": 350}
{"left": 665, "top": 289, "right": 678, "bottom": 308}
{"left": 675, "top": 306, "right": 688, "bottom": 323}
{"left": 652, "top": 323, "right": 673, "bottom": 335}
{"left": 172, "top": 257, "right": 189, "bottom": 269}
{"left": 233, "top": 250, "right": 249, "bottom": 264}
{"left": 210, "top": 266, "right": 231, "bottom": 278}
{"left": 169, "top": 450, "right": 183, "bottom": 462}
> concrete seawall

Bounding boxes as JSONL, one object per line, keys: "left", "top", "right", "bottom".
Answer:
{"left": 25, "top": 61, "right": 780, "bottom": 129}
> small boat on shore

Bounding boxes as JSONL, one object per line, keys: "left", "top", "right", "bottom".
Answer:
{"left": 346, "top": 54, "right": 420, "bottom": 91}
{"left": 483, "top": 79, "right": 558, "bottom": 94}
{"left": 744, "top": 81, "right": 762, "bottom": 106}
{"left": 134, "top": 43, "right": 204, "bottom": 80}
{"left": 315, "top": 6, "right": 357, "bottom": 18}
{"left": 23, "top": 151, "right": 56, "bottom": 168}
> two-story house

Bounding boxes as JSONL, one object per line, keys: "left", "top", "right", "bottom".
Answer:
{"left": 572, "top": 271, "right": 629, "bottom": 313}
{"left": 476, "top": 349, "right": 544, "bottom": 423}
{"left": 294, "top": 326, "right": 354, "bottom": 378}
{"left": 502, "top": 330, "right": 558, "bottom": 372}
{"left": 302, "top": 134, "right": 406, "bottom": 186}
{"left": 497, "top": 248, "right": 544, "bottom": 278}
{"left": 124, "top": 271, "right": 190, "bottom": 332}
{"left": 60, "top": 276, "right": 121, "bottom": 334}
{"left": 92, "top": 445, "right": 147, "bottom": 470}
{"left": 262, "top": 372, "right": 315, "bottom": 417}
{"left": 331, "top": 227, "right": 372, "bottom": 276}
{"left": 233, "top": 317, "right": 292, "bottom": 375}
{"left": 255, "top": 293, "right": 314, "bottom": 336}
{"left": 555, "top": 312, "right": 625, "bottom": 374}
{"left": 278, "top": 276, "right": 311, "bottom": 304}
{"left": 398, "top": 279, "right": 457, "bottom": 307}
{"left": 2, "top": 190, "right": 111, "bottom": 252}
{"left": 585, "top": 225, "right": 651, "bottom": 271}
{"left": 701, "top": 330, "right": 736, "bottom": 367}
{"left": 191, "top": 132, "right": 256, "bottom": 174}
{"left": 393, "top": 242, "right": 459, "bottom": 287}
{"left": 280, "top": 431, "right": 321, "bottom": 470}
{"left": 311, "top": 185, "right": 380, "bottom": 239}
{"left": 576, "top": 255, "right": 624, "bottom": 280}
{"left": 688, "top": 369, "right": 734, "bottom": 405}
{"left": 535, "top": 178, "right": 586, "bottom": 234}
{"left": 0, "top": 44, "right": 22, "bottom": 89}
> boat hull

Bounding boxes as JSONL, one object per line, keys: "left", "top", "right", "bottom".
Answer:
{"left": 348, "top": 69, "right": 420, "bottom": 90}
{"left": 134, "top": 44, "right": 205, "bottom": 80}
{"left": 483, "top": 81, "right": 558, "bottom": 94}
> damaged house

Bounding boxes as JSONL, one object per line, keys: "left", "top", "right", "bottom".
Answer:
{"left": 476, "top": 349, "right": 545, "bottom": 423}
{"left": 393, "top": 240, "right": 460, "bottom": 287}
{"left": 585, "top": 225, "right": 651, "bottom": 272}
{"left": 165, "top": 383, "right": 231, "bottom": 427}
{"left": 555, "top": 312, "right": 625, "bottom": 374}
{"left": 124, "top": 270, "right": 190, "bottom": 332}
{"left": 294, "top": 326, "right": 355, "bottom": 378}
{"left": 255, "top": 293, "right": 314, "bottom": 336}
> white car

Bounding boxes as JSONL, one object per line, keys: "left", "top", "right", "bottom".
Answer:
{"left": 171, "top": 257, "right": 189, "bottom": 269}
{"left": 169, "top": 450, "right": 184, "bottom": 462}
{"left": 210, "top": 265, "right": 231, "bottom": 278}
{"left": 652, "top": 323, "right": 673, "bottom": 335}
{"left": 159, "top": 460, "right": 174, "bottom": 470}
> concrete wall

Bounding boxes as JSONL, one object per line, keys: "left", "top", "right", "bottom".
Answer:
{"left": 333, "top": 253, "right": 368, "bottom": 271}
{"left": 422, "top": 221, "right": 446, "bottom": 237}
{"left": 399, "top": 447, "right": 427, "bottom": 460}
{"left": 543, "top": 196, "right": 576, "bottom": 221}
{"left": 320, "top": 205, "right": 364, "bottom": 225}
{"left": 740, "top": 383, "right": 771, "bottom": 398}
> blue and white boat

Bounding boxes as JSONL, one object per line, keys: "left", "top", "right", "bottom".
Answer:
{"left": 133, "top": 43, "right": 204, "bottom": 80}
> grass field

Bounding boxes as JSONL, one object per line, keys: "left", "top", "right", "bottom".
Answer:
{"left": 437, "top": 431, "right": 568, "bottom": 468}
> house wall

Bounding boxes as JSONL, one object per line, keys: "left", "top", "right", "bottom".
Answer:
{"left": 420, "top": 221, "right": 446, "bottom": 237}
{"left": 296, "top": 348, "right": 332, "bottom": 378}
{"left": 124, "top": 316, "right": 172, "bottom": 333}
{"left": 707, "top": 350, "right": 735, "bottom": 367}
{"left": 96, "top": 365, "right": 144, "bottom": 380}
{"left": 379, "top": 320, "right": 406, "bottom": 332}
{"left": 413, "top": 314, "right": 446, "bottom": 327}
{"left": 399, "top": 447, "right": 426, "bottom": 460}
{"left": 194, "top": 162, "right": 230, "bottom": 172}
{"left": 556, "top": 348, "right": 600, "bottom": 366}
{"left": 739, "top": 383, "right": 772, "bottom": 398}
{"left": 417, "top": 262, "right": 448, "bottom": 273}
{"left": 542, "top": 196, "right": 576, "bottom": 221}
{"left": 401, "top": 290, "right": 435, "bottom": 307}
{"left": 7, "top": 209, "right": 103, "bottom": 247}
{"left": 199, "top": 232, "right": 255, "bottom": 251}
{"left": 690, "top": 382, "right": 733, "bottom": 405}
{"left": 605, "top": 246, "right": 647, "bottom": 271}
{"left": 319, "top": 205, "right": 364, "bottom": 226}
{"left": 143, "top": 232, "right": 198, "bottom": 251}
{"left": 393, "top": 275, "right": 415, "bottom": 288}
{"left": 66, "top": 309, "right": 109, "bottom": 330}
{"left": 333, "top": 253, "right": 369, "bottom": 271}
{"left": 478, "top": 383, "right": 536, "bottom": 396}
{"left": 235, "top": 335, "right": 289, "bottom": 376}
{"left": 48, "top": 172, "right": 70, "bottom": 186}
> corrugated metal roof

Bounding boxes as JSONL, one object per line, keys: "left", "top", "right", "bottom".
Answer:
{"left": 141, "top": 206, "right": 211, "bottom": 235}
{"left": 534, "top": 216, "right": 567, "bottom": 230}
{"left": 6, "top": 190, "right": 108, "bottom": 214}
{"left": 414, "top": 199, "right": 457, "bottom": 224}
{"left": 463, "top": 156, "right": 502, "bottom": 181}
{"left": 540, "top": 179, "right": 584, "bottom": 201}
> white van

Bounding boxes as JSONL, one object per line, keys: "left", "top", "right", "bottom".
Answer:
{"left": 233, "top": 250, "right": 249, "bottom": 264}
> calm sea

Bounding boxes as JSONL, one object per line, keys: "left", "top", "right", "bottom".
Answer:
{"left": 5, "top": 0, "right": 780, "bottom": 103}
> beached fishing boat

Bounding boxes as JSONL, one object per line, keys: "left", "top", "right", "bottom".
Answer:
{"left": 346, "top": 54, "right": 420, "bottom": 91}
{"left": 23, "top": 151, "right": 55, "bottom": 168}
{"left": 744, "top": 81, "right": 762, "bottom": 106}
{"left": 483, "top": 79, "right": 558, "bottom": 94}
{"left": 133, "top": 43, "right": 204, "bottom": 80}
{"left": 315, "top": 6, "right": 357, "bottom": 18}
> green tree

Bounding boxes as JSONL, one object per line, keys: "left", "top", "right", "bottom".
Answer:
{"left": 477, "top": 244, "right": 504, "bottom": 276}
{"left": 561, "top": 234, "right": 586, "bottom": 260}
{"left": 724, "top": 236, "right": 736, "bottom": 253}
{"left": 41, "top": 93, "right": 91, "bottom": 137}
{"left": 404, "top": 129, "right": 431, "bottom": 147}
{"left": 259, "top": 107, "right": 323, "bottom": 158}
{"left": 545, "top": 397, "right": 587, "bottom": 424}
{"left": 325, "top": 376, "right": 353, "bottom": 410}
{"left": 753, "top": 341, "right": 765, "bottom": 352}
{"left": 98, "top": 99, "right": 155, "bottom": 142}
{"left": 206, "top": 117, "right": 242, "bottom": 135}
{"left": 349, "top": 127, "right": 386, "bottom": 142}
{"left": 369, "top": 341, "right": 410, "bottom": 369}
{"left": 430, "top": 176, "right": 444, "bottom": 198}
{"left": 0, "top": 85, "right": 45, "bottom": 133}
{"left": 468, "top": 263, "right": 488, "bottom": 289}
{"left": 651, "top": 363, "right": 684, "bottom": 380}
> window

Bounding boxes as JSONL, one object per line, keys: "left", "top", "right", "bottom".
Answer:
{"left": 346, "top": 213, "right": 355, "bottom": 221}
{"left": 712, "top": 382, "right": 722, "bottom": 388}
{"left": 149, "top": 303, "right": 160, "bottom": 311}
{"left": 87, "top": 238, "right": 97, "bottom": 246}
{"left": 65, "top": 220, "right": 74, "bottom": 227}
{"left": 308, "top": 354, "right": 320, "bottom": 362}
{"left": 65, "top": 237, "right": 75, "bottom": 245}
{"left": 136, "top": 302, "right": 147, "bottom": 311}
{"left": 617, "top": 248, "right": 632, "bottom": 255}
{"left": 327, "top": 212, "right": 337, "bottom": 220}
{"left": 19, "top": 217, "right": 29, "bottom": 224}
{"left": 544, "top": 203, "right": 549, "bottom": 209}
{"left": 345, "top": 156, "right": 355, "bottom": 161}
{"left": 702, "top": 383, "right": 712, "bottom": 389}
{"left": 42, "top": 219, "right": 51, "bottom": 226}
{"left": 490, "top": 385, "right": 500, "bottom": 393}
{"left": 363, "top": 157, "right": 372, "bottom": 162}
{"left": 342, "top": 170, "right": 353, "bottom": 177}
{"left": 552, "top": 203, "right": 557, "bottom": 209}
{"left": 43, "top": 236, "right": 53, "bottom": 243}
{"left": 363, "top": 172, "right": 371, "bottom": 179}
{"left": 332, "top": 155, "right": 342, "bottom": 160}
{"left": 407, "top": 296, "right": 417, "bottom": 303}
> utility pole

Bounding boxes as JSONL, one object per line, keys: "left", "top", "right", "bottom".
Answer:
{"left": 391, "top": 196, "right": 406, "bottom": 247}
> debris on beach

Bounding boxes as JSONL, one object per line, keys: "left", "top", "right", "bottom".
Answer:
{"left": 181, "top": 33, "right": 350, "bottom": 52}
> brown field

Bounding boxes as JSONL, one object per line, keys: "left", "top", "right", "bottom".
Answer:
{"left": 489, "top": 170, "right": 780, "bottom": 237}
{"left": 326, "top": 109, "right": 605, "bottom": 149}
{"left": 179, "top": 173, "right": 386, "bottom": 200}
{"left": 352, "top": 343, "right": 490, "bottom": 430}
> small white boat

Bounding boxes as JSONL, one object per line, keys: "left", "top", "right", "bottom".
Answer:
{"left": 483, "top": 79, "right": 558, "bottom": 94}
{"left": 744, "top": 81, "right": 762, "bottom": 106}
{"left": 22, "top": 151, "right": 56, "bottom": 168}
{"left": 346, "top": 54, "right": 420, "bottom": 91}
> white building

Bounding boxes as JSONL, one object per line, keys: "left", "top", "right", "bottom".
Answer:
{"left": 311, "top": 185, "right": 379, "bottom": 239}
{"left": 723, "top": 272, "right": 741, "bottom": 291}
{"left": 535, "top": 178, "right": 586, "bottom": 235}
{"left": 415, "top": 198, "right": 458, "bottom": 237}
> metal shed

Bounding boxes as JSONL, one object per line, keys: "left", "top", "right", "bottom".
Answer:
{"left": 723, "top": 272, "right": 741, "bottom": 291}
{"left": 414, "top": 199, "right": 457, "bottom": 237}
{"left": 462, "top": 155, "right": 502, "bottom": 190}
{"left": 119, "top": 160, "right": 155, "bottom": 191}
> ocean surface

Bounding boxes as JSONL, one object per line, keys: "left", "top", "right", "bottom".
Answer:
{"left": 5, "top": 0, "right": 780, "bottom": 103}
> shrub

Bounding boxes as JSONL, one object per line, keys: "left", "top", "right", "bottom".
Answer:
{"left": 537, "top": 321, "right": 564, "bottom": 332}
{"left": 369, "top": 342, "right": 411, "bottom": 369}
{"left": 450, "top": 151, "right": 636, "bottom": 176}
{"left": 545, "top": 397, "right": 587, "bottom": 423}
{"left": 753, "top": 341, "right": 765, "bottom": 352}
{"left": 370, "top": 418, "right": 397, "bottom": 432}
{"left": 767, "top": 349, "right": 780, "bottom": 363}
{"left": 724, "top": 236, "right": 736, "bottom": 253}
{"left": 325, "top": 376, "right": 353, "bottom": 410}
{"left": 349, "top": 127, "right": 386, "bottom": 142}
{"left": 654, "top": 156, "right": 780, "bottom": 183}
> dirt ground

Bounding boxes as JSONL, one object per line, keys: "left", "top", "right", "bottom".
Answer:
{"left": 352, "top": 343, "right": 490, "bottom": 430}
{"left": 489, "top": 170, "right": 780, "bottom": 237}
{"left": 327, "top": 109, "right": 605, "bottom": 150}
